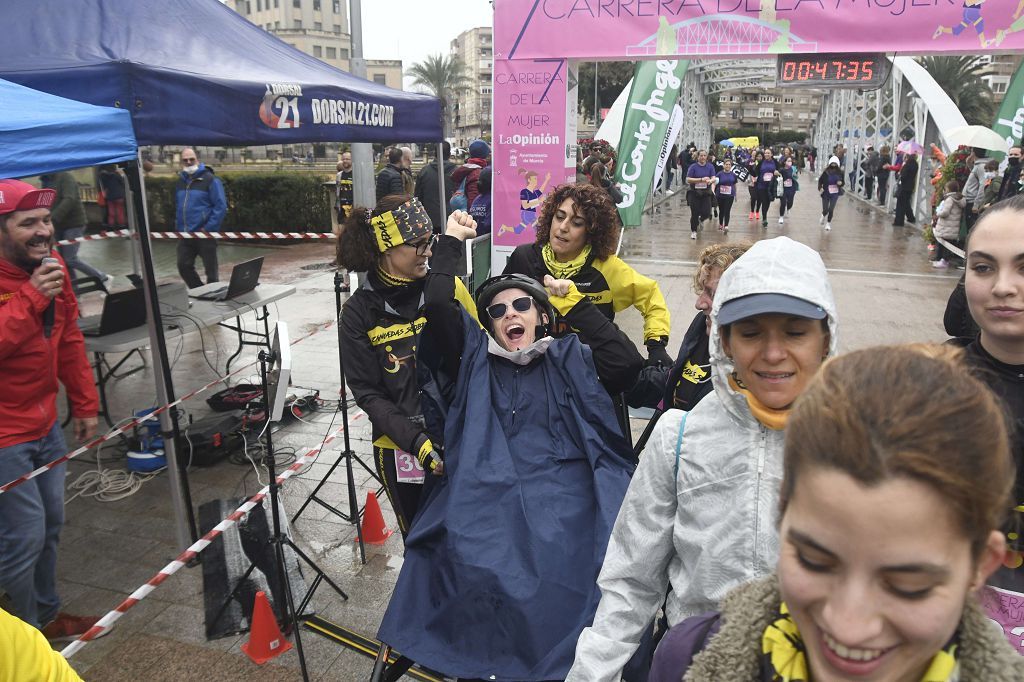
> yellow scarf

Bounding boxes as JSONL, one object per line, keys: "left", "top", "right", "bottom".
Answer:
{"left": 762, "top": 603, "right": 959, "bottom": 682}
{"left": 728, "top": 374, "right": 789, "bottom": 431}
{"left": 541, "top": 242, "right": 592, "bottom": 280}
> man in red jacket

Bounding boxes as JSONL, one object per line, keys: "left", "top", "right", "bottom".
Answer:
{"left": 0, "top": 179, "right": 102, "bottom": 642}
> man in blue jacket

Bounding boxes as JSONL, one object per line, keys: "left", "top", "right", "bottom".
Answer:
{"left": 175, "top": 148, "right": 226, "bottom": 288}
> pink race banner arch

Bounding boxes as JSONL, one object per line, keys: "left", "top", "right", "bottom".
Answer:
{"left": 490, "top": 0, "right": 1024, "bottom": 267}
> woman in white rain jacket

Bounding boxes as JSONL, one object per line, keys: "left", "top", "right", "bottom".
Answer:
{"left": 567, "top": 236, "right": 839, "bottom": 681}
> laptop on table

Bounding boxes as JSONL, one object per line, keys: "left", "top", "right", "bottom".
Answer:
{"left": 79, "top": 288, "right": 147, "bottom": 337}
{"left": 189, "top": 257, "right": 264, "bottom": 301}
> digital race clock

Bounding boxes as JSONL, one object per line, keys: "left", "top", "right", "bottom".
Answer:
{"left": 777, "top": 54, "right": 891, "bottom": 89}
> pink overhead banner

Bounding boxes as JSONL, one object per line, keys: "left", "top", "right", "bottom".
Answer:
{"left": 495, "top": 1, "right": 1024, "bottom": 59}
{"left": 491, "top": 58, "right": 571, "bottom": 253}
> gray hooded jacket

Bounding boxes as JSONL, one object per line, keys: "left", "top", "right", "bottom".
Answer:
{"left": 567, "top": 237, "right": 838, "bottom": 682}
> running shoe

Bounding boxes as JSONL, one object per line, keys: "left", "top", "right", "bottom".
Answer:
{"left": 755, "top": 212, "right": 761, "bottom": 220}
{"left": 723, "top": 226, "right": 729, "bottom": 234}
{"left": 748, "top": 212, "right": 755, "bottom": 220}
{"left": 778, "top": 217, "right": 784, "bottom": 225}
{"left": 932, "top": 259, "right": 948, "bottom": 269}
{"left": 690, "top": 231, "right": 697, "bottom": 239}
{"left": 825, "top": 223, "right": 832, "bottom": 231}
{"left": 819, "top": 215, "right": 825, "bottom": 225}
{"left": 762, "top": 221, "right": 768, "bottom": 229}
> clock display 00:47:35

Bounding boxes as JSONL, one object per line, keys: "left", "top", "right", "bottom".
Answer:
{"left": 777, "top": 54, "right": 889, "bottom": 87}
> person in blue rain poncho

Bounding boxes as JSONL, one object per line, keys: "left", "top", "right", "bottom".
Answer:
{"left": 376, "top": 211, "right": 642, "bottom": 681}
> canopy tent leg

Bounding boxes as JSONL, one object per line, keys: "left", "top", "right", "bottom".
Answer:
{"left": 436, "top": 143, "right": 447, "bottom": 233}
{"left": 123, "top": 156, "right": 198, "bottom": 550}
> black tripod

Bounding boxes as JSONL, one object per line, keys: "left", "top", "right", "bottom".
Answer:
{"left": 291, "top": 271, "right": 384, "bottom": 564}
{"left": 213, "top": 348, "right": 349, "bottom": 681}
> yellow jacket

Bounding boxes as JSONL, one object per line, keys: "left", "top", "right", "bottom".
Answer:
{"left": 0, "top": 609, "right": 82, "bottom": 682}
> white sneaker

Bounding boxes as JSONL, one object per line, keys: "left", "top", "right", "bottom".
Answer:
{"left": 778, "top": 216, "right": 785, "bottom": 225}
{"left": 825, "top": 223, "right": 832, "bottom": 231}
{"left": 819, "top": 215, "right": 825, "bottom": 225}
{"left": 932, "top": 259, "right": 948, "bottom": 269}
{"left": 690, "top": 231, "right": 697, "bottom": 240}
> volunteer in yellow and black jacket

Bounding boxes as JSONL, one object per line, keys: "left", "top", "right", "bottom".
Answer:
{"left": 337, "top": 195, "right": 477, "bottom": 539}
{"left": 503, "top": 182, "right": 672, "bottom": 370}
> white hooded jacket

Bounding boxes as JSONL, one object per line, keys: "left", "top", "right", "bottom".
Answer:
{"left": 568, "top": 237, "right": 838, "bottom": 682}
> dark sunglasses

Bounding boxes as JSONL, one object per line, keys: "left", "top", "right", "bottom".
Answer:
{"left": 181, "top": 158, "right": 197, "bottom": 164}
{"left": 404, "top": 235, "right": 437, "bottom": 256}
{"left": 486, "top": 296, "right": 533, "bottom": 320}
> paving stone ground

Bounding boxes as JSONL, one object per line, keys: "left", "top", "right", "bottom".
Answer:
{"left": 51, "top": 176, "right": 957, "bottom": 680}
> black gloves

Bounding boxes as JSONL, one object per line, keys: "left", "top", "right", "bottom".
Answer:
{"left": 645, "top": 337, "right": 672, "bottom": 368}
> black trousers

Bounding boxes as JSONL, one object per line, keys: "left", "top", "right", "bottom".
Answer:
{"left": 689, "top": 193, "right": 711, "bottom": 231}
{"left": 893, "top": 192, "right": 916, "bottom": 226}
{"left": 755, "top": 189, "right": 773, "bottom": 221}
{"left": 779, "top": 191, "right": 795, "bottom": 217}
{"left": 864, "top": 175, "right": 874, "bottom": 200}
{"left": 821, "top": 194, "right": 839, "bottom": 221}
{"left": 374, "top": 446, "right": 424, "bottom": 540}
{"left": 176, "top": 239, "right": 219, "bottom": 289}
{"left": 877, "top": 173, "right": 889, "bottom": 203}
{"left": 717, "top": 196, "right": 734, "bottom": 226}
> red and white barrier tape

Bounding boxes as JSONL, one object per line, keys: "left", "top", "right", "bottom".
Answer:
{"left": 54, "top": 230, "right": 335, "bottom": 246}
{"left": 0, "top": 320, "right": 335, "bottom": 496}
{"left": 61, "top": 410, "right": 366, "bottom": 658}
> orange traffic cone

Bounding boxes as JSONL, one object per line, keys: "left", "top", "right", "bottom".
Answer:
{"left": 358, "top": 491, "right": 394, "bottom": 545}
{"left": 241, "top": 590, "right": 293, "bottom": 664}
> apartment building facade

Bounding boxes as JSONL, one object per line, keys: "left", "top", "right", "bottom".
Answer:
{"left": 712, "top": 87, "right": 824, "bottom": 138}
{"left": 449, "top": 27, "right": 493, "bottom": 146}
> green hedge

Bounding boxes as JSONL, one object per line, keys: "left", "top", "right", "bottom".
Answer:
{"left": 145, "top": 172, "right": 333, "bottom": 231}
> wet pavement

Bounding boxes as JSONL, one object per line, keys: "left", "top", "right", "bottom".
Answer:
{"left": 50, "top": 174, "right": 957, "bottom": 680}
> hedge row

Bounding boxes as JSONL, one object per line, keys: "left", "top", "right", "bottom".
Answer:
{"left": 145, "top": 172, "right": 333, "bottom": 231}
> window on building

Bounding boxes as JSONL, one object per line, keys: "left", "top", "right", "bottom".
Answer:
{"left": 333, "top": 23, "right": 341, "bottom": 33}
{"left": 293, "top": 19, "right": 302, "bottom": 28}
{"left": 327, "top": 47, "right": 337, "bottom": 59}
{"left": 293, "top": 0, "right": 300, "bottom": 6}
{"left": 783, "top": 97, "right": 794, "bottom": 104}
{"left": 334, "top": 0, "right": 342, "bottom": 11}
{"left": 314, "top": 21, "right": 322, "bottom": 30}
{"left": 994, "top": 80, "right": 1009, "bottom": 94}
{"left": 245, "top": 0, "right": 251, "bottom": 11}
{"left": 799, "top": 98, "right": 808, "bottom": 105}
{"left": 256, "top": 0, "right": 261, "bottom": 11}
{"left": 784, "top": 112, "right": 794, "bottom": 119}
{"left": 275, "top": 21, "right": 280, "bottom": 28}
{"left": 313, "top": 45, "right": 322, "bottom": 57}
{"left": 313, "top": 0, "right": 321, "bottom": 9}
{"left": 798, "top": 112, "right": 809, "bottom": 120}
{"left": 274, "top": 0, "right": 279, "bottom": 7}
{"left": 373, "top": 74, "right": 387, "bottom": 85}
{"left": 719, "top": 95, "right": 729, "bottom": 102}
{"left": 340, "top": 48, "right": 349, "bottom": 59}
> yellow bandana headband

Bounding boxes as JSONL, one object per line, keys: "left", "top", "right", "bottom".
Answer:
{"left": 370, "top": 198, "right": 433, "bottom": 253}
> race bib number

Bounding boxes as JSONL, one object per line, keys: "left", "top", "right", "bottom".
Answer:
{"left": 395, "top": 450, "right": 425, "bottom": 484}
{"left": 719, "top": 185, "right": 732, "bottom": 195}
{"left": 828, "top": 184, "right": 839, "bottom": 195}
{"left": 784, "top": 179, "right": 793, "bottom": 188}
{"left": 762, "top": 172, "right": 773, "bottom": 182}
{"left": 695, "top": 182, "right": 708, "bottom": 190}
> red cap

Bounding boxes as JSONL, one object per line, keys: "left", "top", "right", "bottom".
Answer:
{"left": 0, "top": 179, "right": 56, "bottom": 215}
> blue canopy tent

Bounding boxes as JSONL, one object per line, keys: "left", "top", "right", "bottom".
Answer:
{"left": 0, "top": 79, "right": 137, "bottom": 177}
{"left": 0, "top": 0, "right": 445, "bottom": 557}
{"left": 0, "top": 0, "right": 441, "bottom": 145}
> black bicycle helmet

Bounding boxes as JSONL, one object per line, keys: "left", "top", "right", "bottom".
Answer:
{"left": 475, "top": 273, "right": 555, "bottom": 338}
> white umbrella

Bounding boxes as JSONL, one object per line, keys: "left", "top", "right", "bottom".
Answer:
{"left": 944, "top": 125, "right": 1010, "bottom": 153}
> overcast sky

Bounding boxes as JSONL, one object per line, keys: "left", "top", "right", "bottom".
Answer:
{"left": 360, "top": 0, "right": 494, "bottom": 90}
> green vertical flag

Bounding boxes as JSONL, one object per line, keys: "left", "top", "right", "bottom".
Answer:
{"left": 613, "top": 59, "right": 689, "bottom": 227}
{"left": 991, "top": 61, "right": 1024, "bottom": 161}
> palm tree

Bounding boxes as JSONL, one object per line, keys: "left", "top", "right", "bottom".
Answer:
{"left": 918, "top": 56, "right": 996, "bottom": 126}
{"left": 407, "top": 54, "right": 471, "bottom": 137}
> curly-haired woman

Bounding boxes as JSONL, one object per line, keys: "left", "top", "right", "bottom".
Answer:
{"left": 336, "top": 194, "right": 477, "bottom": 539}
{"left": 502, "top": 183, "right": 672, "bottom": 369}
